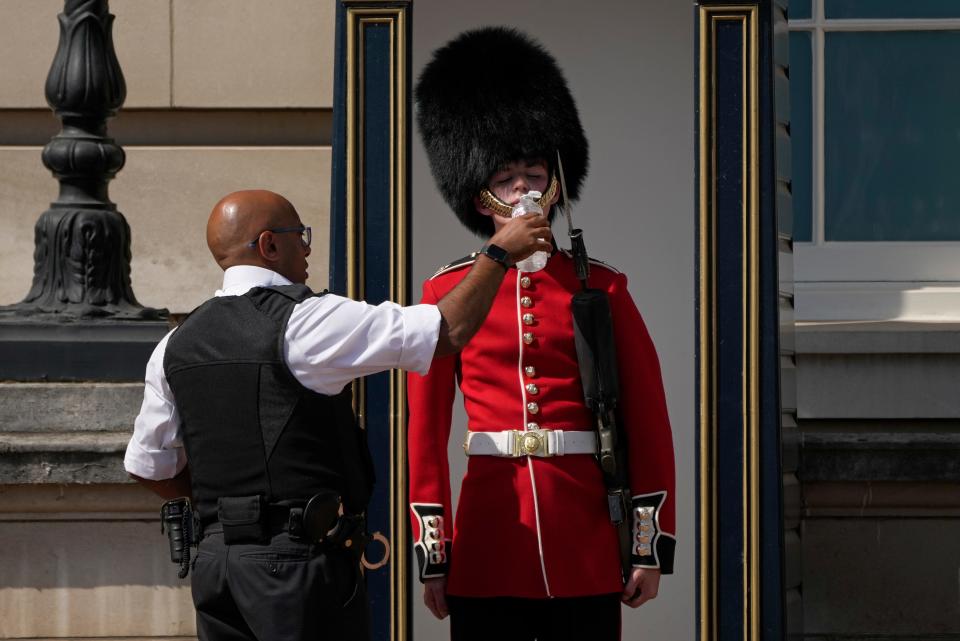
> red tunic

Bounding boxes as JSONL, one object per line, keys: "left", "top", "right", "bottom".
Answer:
{"left": 407, "top": 251, "right": 676, "bottom": 598}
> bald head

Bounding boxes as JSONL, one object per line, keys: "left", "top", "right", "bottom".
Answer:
{"left": 206, "top": 189, "right": 299, "bottom": 268}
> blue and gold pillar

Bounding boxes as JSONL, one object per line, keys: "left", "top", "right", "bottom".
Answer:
{"left": 331, "top": 2, "right": 412, "bottom": 640}
{"left": 696, "top": 1, "right": 792, "bottom": 639}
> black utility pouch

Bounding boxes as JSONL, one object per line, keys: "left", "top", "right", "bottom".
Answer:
{"left": 218, "top": 495, "right": 266, "bottom": 544}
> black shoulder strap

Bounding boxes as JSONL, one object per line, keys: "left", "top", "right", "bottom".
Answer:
{"left": 247, "top": 285, "right": 326, "bottom": 351}
{"left": 247, "top": 284, "right": 322, "bottom": 318}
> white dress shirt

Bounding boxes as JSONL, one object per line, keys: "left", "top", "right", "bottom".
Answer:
{"left": 124, "top": 265, "right": 441, "bottom": 481}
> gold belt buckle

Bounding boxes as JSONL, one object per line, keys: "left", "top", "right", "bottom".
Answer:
{"left": 514, "top": 429, "right": 553, "bottom": 457}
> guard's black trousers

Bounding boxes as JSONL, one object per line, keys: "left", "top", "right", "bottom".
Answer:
{"left": 447, "top": 593, "right": 622, "bottom": 641}
{"left": 191, "top": 530, "right": 369, "bottom": 641}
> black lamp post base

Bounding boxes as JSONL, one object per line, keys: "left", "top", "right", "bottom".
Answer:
{"left": 8, "top": 205, "right": 168, "bottom": 322}
{"left": 0, "top": 302, "right": 166, "bottom": 321}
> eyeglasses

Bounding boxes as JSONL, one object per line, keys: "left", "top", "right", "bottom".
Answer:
{"left": 247, "top": 225, "right": 312, "bottom": 249}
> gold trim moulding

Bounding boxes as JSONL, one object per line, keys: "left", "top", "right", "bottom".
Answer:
{"left": 697, "top": 5, "right": 761, "bottom": 641}
{"left": 343, "top": 5, "right": 410, "bottom": 641}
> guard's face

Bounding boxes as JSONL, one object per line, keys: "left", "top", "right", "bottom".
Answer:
{"left": 486, "top": 159, "right": 551, "bottom": 209}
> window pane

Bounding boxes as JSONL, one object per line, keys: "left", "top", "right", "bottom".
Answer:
{"left": 790, "top": 31, "right": 813, "bottom": 242}
{"left": 790, "top": 0, "right": 812, "bottom": 20}
{"left": 824, "top": 31, "right": 960, "bottom": 241}
{"left": 826, "top": 0, "right": 960, "bottom": 20}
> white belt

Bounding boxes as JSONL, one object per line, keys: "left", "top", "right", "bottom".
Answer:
{"left": 463, "top": 429, "right": 598, "bottom": 458}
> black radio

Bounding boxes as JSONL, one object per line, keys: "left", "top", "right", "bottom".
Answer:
{"left": 160, "top": 497, "right": 197, "bottom": 578}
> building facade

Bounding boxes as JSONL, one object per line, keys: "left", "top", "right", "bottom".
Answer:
{"left": 789, "top": 1, "right": 960, "bottom": 638}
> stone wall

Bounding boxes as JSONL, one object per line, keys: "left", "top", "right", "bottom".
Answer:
{"left": 797, "top": 322, "right": 960, "bottom": 639}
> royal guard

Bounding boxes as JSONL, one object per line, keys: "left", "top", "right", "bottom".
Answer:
{"left": 408, "top": 27, "right": 676, "bottom": 640}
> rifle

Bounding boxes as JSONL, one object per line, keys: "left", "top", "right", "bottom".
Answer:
{"left": 557, "top": 151, "right": 634, "bottom": 584}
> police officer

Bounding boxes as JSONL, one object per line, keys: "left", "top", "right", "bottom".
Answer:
{"left": 408, "top": 28, "right": 677, "bottom": 640}
{"left": 124, "top": 189, "right": 552, "bottom": 641}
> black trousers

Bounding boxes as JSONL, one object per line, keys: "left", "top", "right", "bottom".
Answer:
{"left": 447, "top": 593, "right": 622, "bottom": 641}
{"left": 191, "top": 530, "right": 368, "bottom": 641}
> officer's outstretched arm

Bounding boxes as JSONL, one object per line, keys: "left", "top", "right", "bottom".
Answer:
{"left": 434, "top": 213, "right": 551, "bottom": 356}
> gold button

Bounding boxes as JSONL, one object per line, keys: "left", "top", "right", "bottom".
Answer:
{"left": 427, "top": 516, "right": 439, "bottom": 528}
{"left": 522, "top": 313, "right": 535, "bottom": 325}
{"left": 523, "top": 332, "right": 534, "bottom": 345}
{"left": 527, "top": 402, "right": 539, "bottom": 414}
{"left": 520, "top": 276, "right": 532, "bottom": 288}
{"left": 520, "top": 296, "right": 533, "bottom": 308}
{"left": 525, "top": 383, "right": 539, "bottom": 395}
{"left": 527, "top": 422, "right": 540, "bottom": 430}
{"left": 524, "top": 365, "right": 536, "bottom": 377}
{"left": 428, "top": 530, "right": 440, "bottom": 540}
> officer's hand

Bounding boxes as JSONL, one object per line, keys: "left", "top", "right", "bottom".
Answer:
{"left": 424, "top": 576, "right": 449, "bottom": 619}
{"left": 621, "top": 567, "right": 661, "bottom": 608}
{"left": 488, "top": 213, "right": 553, "bottom": 265}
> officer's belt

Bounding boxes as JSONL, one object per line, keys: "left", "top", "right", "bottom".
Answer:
{"left": 201, "top": 503, "right": 307, "bottom": 537}
{"left": 464, "top": 429, "right": 598, "bottom": 458}
{"left": 203, "top": 495, "right": 366, "bottom": 551}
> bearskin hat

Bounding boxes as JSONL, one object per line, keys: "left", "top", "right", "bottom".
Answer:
{"left": 416, "top": 26, "right": 589, "bottom": 238}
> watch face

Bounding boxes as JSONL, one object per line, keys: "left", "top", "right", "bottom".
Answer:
{"left": 484, "top": 244, "right": 508, "bottom": 265}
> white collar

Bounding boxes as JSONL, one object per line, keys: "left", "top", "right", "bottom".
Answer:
{"left": 215, "top": 265, "right": 294, "bottom": 297}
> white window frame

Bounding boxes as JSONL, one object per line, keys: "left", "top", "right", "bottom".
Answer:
{"left": 789, "top": 1, "right": 960, "bottom": 321}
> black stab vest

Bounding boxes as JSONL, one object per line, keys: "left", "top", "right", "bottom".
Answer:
{"left": 163, "top": 285, "right": 374, "bottom": 524}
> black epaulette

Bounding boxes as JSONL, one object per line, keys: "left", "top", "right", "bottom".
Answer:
{"left": 559, "top": 249, "right": 621, "bottom": 275}
{"left": 431, "top": 253, "right": 478, "bottom": 279}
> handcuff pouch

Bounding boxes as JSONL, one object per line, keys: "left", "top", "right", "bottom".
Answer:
{"left": 218, "top": 495, "right": 265, "bottom": 544}
{"left": 301, "top": 490, "right": 342, "bottom": 543}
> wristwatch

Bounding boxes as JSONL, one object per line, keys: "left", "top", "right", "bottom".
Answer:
{"left": 478, "top": 243, "right": 511, "bottom": 269}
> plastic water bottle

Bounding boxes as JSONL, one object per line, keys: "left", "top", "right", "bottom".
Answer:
{"left": 511, "top": 190, "right": 549, "bottom": 273}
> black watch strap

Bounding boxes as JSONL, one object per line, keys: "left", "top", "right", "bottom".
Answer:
{"left": 479, "top": 243, "right": 511, "bottom": 268}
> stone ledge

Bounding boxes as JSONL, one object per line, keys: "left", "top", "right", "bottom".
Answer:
{"left": 800, "top": 431, "right": 960, "bottom": 482}
{"left": 0, "top": 431, "right": 130, "bottom": 453}
{"left": 0, "top": 482, "right": 162, "bottom": 517}
{"left": 0, "top": 318, "right": 169, "bottom": 381}
{"left": 0, "top": 382, "right": 143, "bottom": 432}
{"left": 803, "top": 481, "right": 960, "bottom": 518}
{"left": 0, "top": 446, "right": 128, "bottom": 484}
{"left": 797, "top": 320, "right": 960, "bottom": 354}
{"left": 797, "top": 353, "right": 960, "bottom": 419}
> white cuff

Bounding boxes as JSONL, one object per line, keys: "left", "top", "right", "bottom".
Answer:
{"left": 123, "top": 436, "right": 186, "bottom": 480}
{"left": 399, "top": 304, "right": 441, "bottom": 375}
